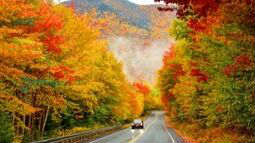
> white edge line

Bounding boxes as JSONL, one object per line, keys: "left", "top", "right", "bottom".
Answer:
{"left": 166, "top": 129, "right": 176, "bottom": 143}
{"left": 163, "top": 122, "right": 175, "bottom": 143}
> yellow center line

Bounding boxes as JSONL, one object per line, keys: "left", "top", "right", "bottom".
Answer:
{"left": 128, "top": 115, "right": 157, "bottom": 143}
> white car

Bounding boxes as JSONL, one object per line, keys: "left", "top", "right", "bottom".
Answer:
{"left": 131, "top": 119, "right": 144, "bottom": 129}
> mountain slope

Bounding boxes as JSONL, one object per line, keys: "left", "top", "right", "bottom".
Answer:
{"left": 63, "top": 0, "right": 151, "bottom": 29}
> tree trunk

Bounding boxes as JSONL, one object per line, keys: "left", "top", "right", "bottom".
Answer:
{"left": 41, "top": 106, "right": 49, "bottom": 137}
{"left": 31, "top": 113, "right": 34, "bottom": 141}
{"left": 23, "top": 115, "right": 25, "bottom": 135}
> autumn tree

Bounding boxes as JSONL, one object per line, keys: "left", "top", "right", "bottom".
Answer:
{"left": 0, "top": 0, "right": 68, "bottom": 134}
{"left": 157, "top": 0, "right": 255, "bottom": 142}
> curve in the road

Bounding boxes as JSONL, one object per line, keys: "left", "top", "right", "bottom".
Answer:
{"left": 89, "top": 111, "right": 183, "bottom": 143}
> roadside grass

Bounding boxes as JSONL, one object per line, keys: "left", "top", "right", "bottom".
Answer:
{"left": 52, "top": 124, "right": 106, "bottom": 137}
{"left": 164, "top": 114, "right": 254, "bottom": 143}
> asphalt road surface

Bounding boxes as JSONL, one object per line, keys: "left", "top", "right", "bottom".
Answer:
{"left": 89, "top": 111, "right": 184, "bottom": 143}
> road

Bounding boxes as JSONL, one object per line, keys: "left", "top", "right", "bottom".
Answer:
{"left": 89, "top": 111, "right": 184, "bottom": 143}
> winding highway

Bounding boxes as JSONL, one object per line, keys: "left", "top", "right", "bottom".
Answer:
{"left": 89, "top": 111, "right": 184, "bottom": 143}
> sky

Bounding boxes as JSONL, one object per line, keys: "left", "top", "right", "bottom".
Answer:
{"left": 54, "top": 0, "right": 162, "bottom": 5}
{"left": 128, "top": 0, "right": 161, "bottom": 5}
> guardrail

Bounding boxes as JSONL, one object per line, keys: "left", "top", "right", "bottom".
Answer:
{"left": 31, "top": 125, "right": 122, "bottom": 143}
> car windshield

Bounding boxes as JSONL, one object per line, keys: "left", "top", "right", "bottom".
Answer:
{"left": 134, "top": 119, "right": 142, "bottom": 123}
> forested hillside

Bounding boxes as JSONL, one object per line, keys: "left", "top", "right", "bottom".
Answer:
{"left": 62, "top": 0, "right": 151, "bottom": 29}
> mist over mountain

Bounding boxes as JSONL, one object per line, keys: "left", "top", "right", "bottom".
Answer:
{"left": 108, "top": 37, "right": 172, "bottom": 83}
{"left": 62, "top": 0, "right": 175, "bottom": 83}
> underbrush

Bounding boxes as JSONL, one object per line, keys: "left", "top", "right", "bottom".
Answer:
{"left": 164, "top": 115, "right": 254, "bottom": 143}
{"left": 45, "top": 123, "right": 106, "bottom": 138}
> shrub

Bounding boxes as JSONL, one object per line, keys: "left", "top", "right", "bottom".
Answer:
{"left": 0, "top": 112, "right": 14, "bottom": 143}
